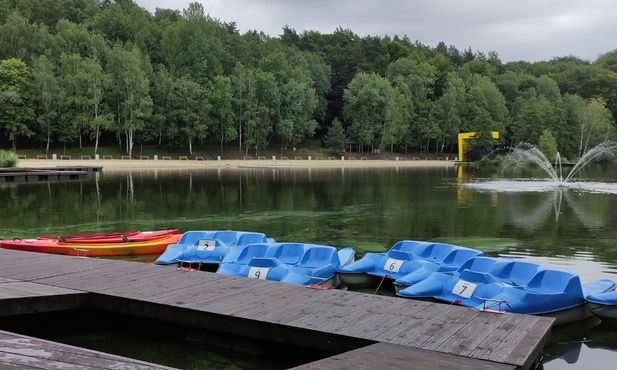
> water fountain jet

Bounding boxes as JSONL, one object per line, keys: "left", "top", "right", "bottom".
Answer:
{"left": 463, "top": 141, "right": 617, "bottom": 194}
{"left": 506, "top": 141, "right": 617, "bottom": 185}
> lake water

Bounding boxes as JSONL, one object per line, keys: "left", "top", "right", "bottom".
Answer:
{"left": 1, "top": 164, "right": 617, "bottom": 369}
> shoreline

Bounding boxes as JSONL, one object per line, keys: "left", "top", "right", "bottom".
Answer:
{"left": 16, "top": 158, "right": 456, "bottom": 172}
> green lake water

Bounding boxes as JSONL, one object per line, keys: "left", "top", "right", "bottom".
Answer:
{"left": 1, "top": 165, "right": 617, "bottom": 369}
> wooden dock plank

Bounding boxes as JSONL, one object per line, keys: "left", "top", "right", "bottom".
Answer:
{"left": 485, "top": 315, "right": 543, "bottom": 363}
{"left": 217, "top": 282, "right": 308, "bottom": 317}
{"left": 291, "top": 342, "right": 515, "bottom": 370}
{"left": 0, "top": 280, "right": 81, "bottom": 299}
{"left": 34, "top": 263, "right": 168, "bottom": 293}
{"left": 376, "top": 303, "right": 463, "bottom": 344}
{"left": 0, "top": 249, "right": 551, "bottom": 369}
{"left": 471, "top": 314, "right": 530, "bottom": 360}
{"left": 499, "top": 317, "right": 552, "bottom": 370}
{"left": 147, "top": 274, "right": 241, "bottom": 304}
{"left": 0, "top": 330, "right": 175, "bottom": 370}
{"left": 336, "top": 298, "right": 424, "bottom": 337}
{"left": 0, "top": 251, "right": 118, "bottom": 281}
{"left": 182, "top": 277, "right": 281, "bottom": 311}
{"left": 0, "top": 279, "right": 87, "bottom": 316}
{"left": 251, "top": 293, "right": 329, "bottom": 324}
{"left": 394, "top": 304, "right": 477, "bottom": 347}
{"left": 439, "top": 311, "right": 526, "bottom": 358}
{"left": 418, "top": 307, "right": 484, "bottom": 350}
{"left": 288, "top": 293, "right": 376, "bottom": 330}
{"left": 338, "top": 306, "right": 424, "bottom": 339}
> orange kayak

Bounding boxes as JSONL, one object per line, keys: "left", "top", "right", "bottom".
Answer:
{"left": 1, "top": 230, "right": 181, "bottom": 257}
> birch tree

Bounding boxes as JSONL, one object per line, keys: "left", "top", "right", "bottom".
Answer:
{"left": 31, "top": 55, "right": 60, "bottom": 154}
{"left": 107, "top": 46, "right": 152, "bottom": 157}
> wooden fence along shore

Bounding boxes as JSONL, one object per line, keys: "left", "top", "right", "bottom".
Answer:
{"left": 0, "top": 248, "right": 552, "bottom": 369}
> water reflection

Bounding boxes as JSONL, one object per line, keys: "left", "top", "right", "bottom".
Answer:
{"left": 498, "top": 188, "right": 613, "bottom": 231}
{"left": 543, "top": 317, "right": 617, "bottom": 370}
{"left": 457, "top": 164, "right": 617, "bottom": 232}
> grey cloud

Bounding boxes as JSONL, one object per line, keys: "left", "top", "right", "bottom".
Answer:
{"left": 136, "top": 0, "right": 617, "bottom": 62}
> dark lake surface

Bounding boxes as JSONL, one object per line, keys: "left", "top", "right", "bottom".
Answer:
{"left": 1, "top": 164, "right": 617, "bottom": 369}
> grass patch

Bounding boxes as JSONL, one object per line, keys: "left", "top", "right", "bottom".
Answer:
{"left": 0, "top": 150, "right": 18, "bottom": 167}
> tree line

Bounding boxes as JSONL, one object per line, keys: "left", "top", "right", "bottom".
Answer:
{"left": 0, "top": 0, "right": 616, "bottom": 159}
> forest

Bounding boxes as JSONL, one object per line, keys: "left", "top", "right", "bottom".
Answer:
{"left": 1, "top": 0, "right": 616, "bottom": 159}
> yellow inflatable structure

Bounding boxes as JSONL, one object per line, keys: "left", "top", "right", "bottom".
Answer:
{"left": 457, "top": 131, "right": 500, "bottom": 162}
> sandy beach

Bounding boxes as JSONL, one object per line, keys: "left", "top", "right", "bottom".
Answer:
{"left": 16, "top": 157, "right": 456, "bottom": 172}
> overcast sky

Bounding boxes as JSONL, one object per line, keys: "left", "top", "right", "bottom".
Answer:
{"left": 134, "top": 0, "right": 616, "bottom": 63}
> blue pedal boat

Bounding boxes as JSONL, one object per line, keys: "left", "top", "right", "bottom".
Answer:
{"left": 392, "top": 248, "right": 487, "bottom": 292}
{"left": 154, "top": 230, "right": 274, "bottom": 271}
{"left": 397, "top": 259, "right": 616, "bottom": 325}
{"left": 337, "top": 240, "right": 482, "bottom": 290}
{"left": 216, "top": 242, "right": 355, "bottom": 287}
{"left": 586, "top": 290, "right": 617, "bottom": 323}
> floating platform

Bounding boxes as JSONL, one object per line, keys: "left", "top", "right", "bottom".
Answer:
{"left": 0, "top": 166, "right": 101, "bottom": 183}
{"left": 0, "top": 248, "right": 552, "bottom": 369}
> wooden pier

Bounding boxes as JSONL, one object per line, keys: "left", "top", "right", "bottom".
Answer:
{"left": 0, "top": 329, "right": 175, "bottom": 369}
{"left": 0, "top": 249, "right": 553, "bottom": 369}
{"left": 0, "top": 166, "right": 101, "bottom": 183}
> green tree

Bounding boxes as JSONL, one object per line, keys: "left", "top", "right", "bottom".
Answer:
{"left": 0, "top": 12, "right": 55, "bottom": 63}
{"left": 54, "top": 19, "right": 109, "bottom": 61}
{"left": 231, "top": 62, "right": 254, "bottom": 153}
{"left": 106, "top": 46, "right": 152, "bottom": 157}
{"left": 323, "top": 117, "right": 347, "bottom": 154}
{"left": 231, "top": 63, "right": 280, "bottom": 156}
{"left": 206, "top": 75, "right": 235, "bottom": 156}
{"left": 58, "top": 53, "right": 109, "bottom": 152}
{"left": 31, "top": 55, "right": 60, "bottom": 154}
{"left": 382, "top": 87, "right": 410, "bottom": 153}
{"left": 386, "top": 58, "right": 436, "bottom": 152}
{"left": 57, "top": 53, "right": 83, "bottom": 150}
{"left": 539, "top": 129, "right": 558, "bottom": 160}
{"left": 90, "top": 0, "right": 151, "bottom": 44}
{"left": 303, "top": 51, "right": 331, "bottom": 125}
{"left": 429, "top": 73, "right": 465, "bottom": 153}
{"left": 321, "top": 27, "right": 360, "bottom": 122}
{"left": 468, "top": 127, "right": 498, "bottom": 160}
{"left": 594, "top": 49, "right": 617, "bottom": 73}
{"left": 579, "top": 98, "right": 614, "bottom": 155}
{"left": 150, "top": 65, "right": 175, "bottom": 147}
{"left": 246, "top": 69, "right": 280, "bottom": 156}
{"left": 278, "top": 79, "right": 318, "bottom": 150}
{"left": 494, "top": 70, "right": 521, "bottom": 115}
{"left": 464, "top": 75, "right": 508, "bottom": 137}
{"left": 82, "top": 57, "right": 110, "bottom": 155}
{"left": 511, "top": 90, "right": 558, "bottom": 146}
{"left": 385, "top": 41, "right": 411, "bottom": 62}
{"left": 168, "top": 76, "right": 208, "bottom": 155}
{"left": 0, "top": 58, "right": 34, "bottom": 150}
{"left": 559, "top": 94, "right": 585, "bottom": 157}
{"left": 160, "top": 2, "right": 224, "bottom": 83}
{"left": 343, "top": 72, "right": 393, "bottom": 153}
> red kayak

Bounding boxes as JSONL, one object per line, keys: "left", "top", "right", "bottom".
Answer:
{"left": 1, "top": 229, "right": 181, "bottom": 257}
{"left": 38, "top": 229, "right": 179, "bottom": 243}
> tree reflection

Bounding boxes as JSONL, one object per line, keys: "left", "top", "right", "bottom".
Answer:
{"left": 503, "top": 188, "right": 611, "bottom": 231}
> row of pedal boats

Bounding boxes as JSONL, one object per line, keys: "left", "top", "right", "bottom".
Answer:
{"left": 154, "top": 230, "right": 355, "bottom": 287}
{"left": 155, "top": 231, "right": 617, "bottom": 326}
{"left": 3, "top": 228, "right": 617, "bottom": 325}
